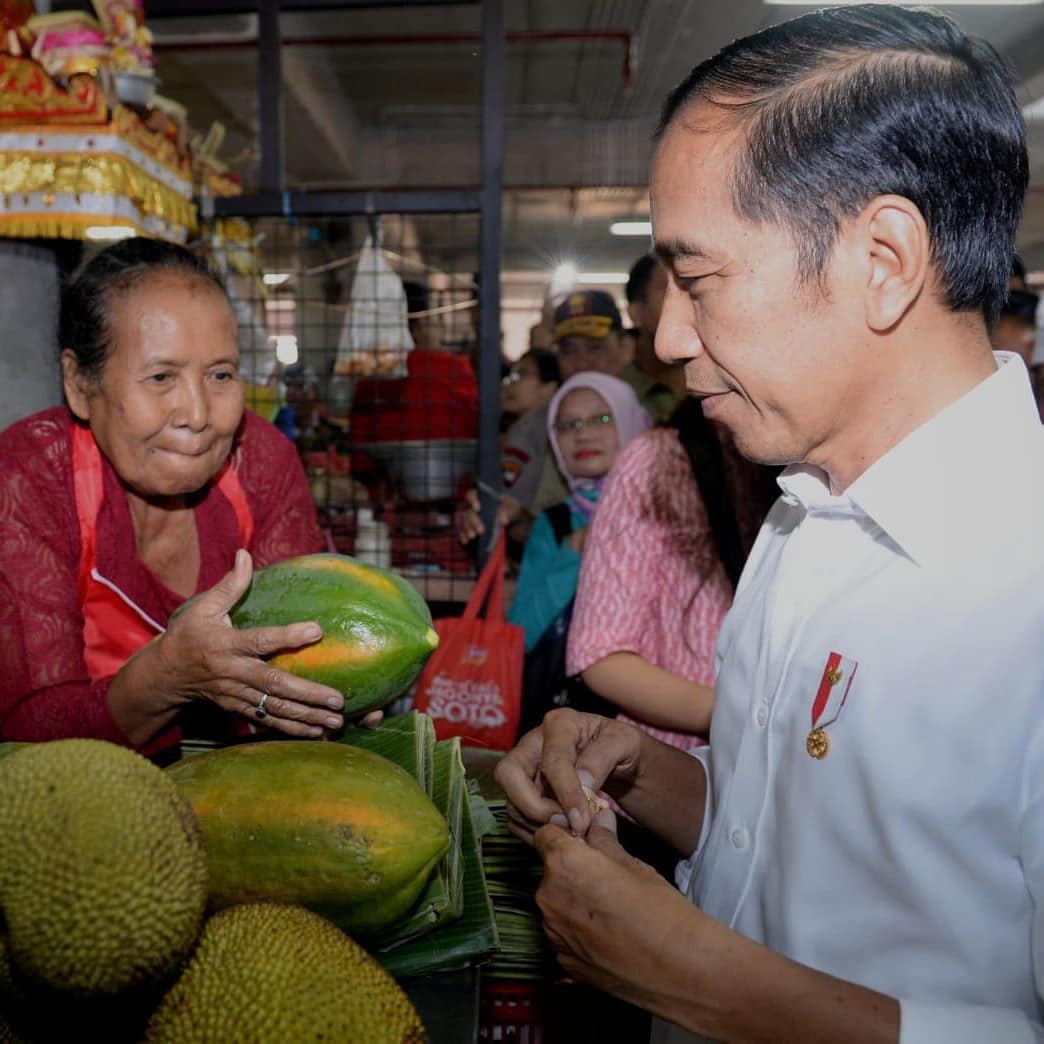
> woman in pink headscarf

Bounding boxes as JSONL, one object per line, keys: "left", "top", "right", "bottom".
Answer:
{"left": 507, "top": 373, "right": 650, "bottom": 652}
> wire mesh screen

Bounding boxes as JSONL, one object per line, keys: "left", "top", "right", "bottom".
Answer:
{"left": 226, "top": 211, "right": 483, "bottom": 603}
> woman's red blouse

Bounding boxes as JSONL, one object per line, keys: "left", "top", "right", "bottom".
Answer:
{"left": 0, "top": 407, "right": 322, "bottom": 746}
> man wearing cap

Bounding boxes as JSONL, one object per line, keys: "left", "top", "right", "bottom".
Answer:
{"left": 554, "top": 288, "right": 677, "bottom": 426}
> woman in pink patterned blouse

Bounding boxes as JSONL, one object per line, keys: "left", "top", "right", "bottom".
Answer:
{"left": 0, "top": 238, "right": 348, "bottom": 760}
{"left": 567, "top": 397, "right": 777, "bottom": 754}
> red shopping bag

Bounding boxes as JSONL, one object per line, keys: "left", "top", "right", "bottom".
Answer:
{"left": 413, "top": 531, "right": 524, "bottom": 749}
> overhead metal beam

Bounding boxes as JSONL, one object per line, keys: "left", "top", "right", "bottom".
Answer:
{"left": 143, "top": 0, "right": 476, "bottom": 16}
{"left": 213, "top": 188, "right": 481, "bottom": 217}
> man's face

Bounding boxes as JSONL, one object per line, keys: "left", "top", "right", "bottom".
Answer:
{"left": 650, "top": 107, "right": 867, "bottom": 469}
{"left": 556, "top": 330, "right": 631, "bottom": 379}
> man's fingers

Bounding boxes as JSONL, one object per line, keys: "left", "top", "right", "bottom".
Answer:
{"left": 533, "top": 821, "right": 575, "bottom": 860}
{"left": 495, "top": 730, "right": 564, "bottom": 826}
{"left": 539, "top": 711, "right": 600, "bottom": 836}
{"left": 584, "top": 823, "right": 630, "bottom": 861}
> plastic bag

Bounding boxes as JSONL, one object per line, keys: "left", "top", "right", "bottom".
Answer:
{"left": 336, "top": 229, "right": 413, "bottom": 378}
{"left": 413, "top": 531, "right": 524, "bottom": 750}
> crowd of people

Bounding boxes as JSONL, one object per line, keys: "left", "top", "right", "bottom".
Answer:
{"left": 3, "top": 3, "right": 1044, "bottom": 1041}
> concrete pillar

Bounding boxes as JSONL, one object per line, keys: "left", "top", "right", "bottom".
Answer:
{"left": 0, "top": 240, "right": 63, "bottom": 431}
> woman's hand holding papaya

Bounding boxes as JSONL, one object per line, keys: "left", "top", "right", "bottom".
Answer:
{"left": 148, "top": 549, "right": 346, "bottom": 737}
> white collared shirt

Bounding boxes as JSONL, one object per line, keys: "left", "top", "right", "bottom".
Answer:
{"left": 676, "top": 354, "right": 1044, "bottom": 1043}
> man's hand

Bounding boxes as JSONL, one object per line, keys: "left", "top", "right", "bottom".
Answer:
{"left": 533, "top": 823, "right": 901, "bottom": 1043}
{"left": 534, "top": 822, "right": 699, "bottom": 1013}
{"left": 494, "top": 709, "right": 643, "bottom": 843}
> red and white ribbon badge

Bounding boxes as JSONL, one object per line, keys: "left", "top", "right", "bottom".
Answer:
{"left": 810, "top": 651, "right": 859, "bottom": 733}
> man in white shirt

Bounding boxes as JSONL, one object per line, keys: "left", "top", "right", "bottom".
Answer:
{"left": 495, "top": 6, "right": 1044, "bottom": 1043}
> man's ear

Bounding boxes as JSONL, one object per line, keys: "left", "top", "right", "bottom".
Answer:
{"left": 860, "top": 194, "right": 930, "bottom": 333}
{"left": 61, "top": 350, "right": 92, "bottom": 421}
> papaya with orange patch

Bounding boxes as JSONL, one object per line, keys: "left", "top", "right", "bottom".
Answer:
{"left": 165, "top": 741, "right": 449, "bottom": 936}
{"left": 229, "top": 553, "right": 439, "bottom": 717}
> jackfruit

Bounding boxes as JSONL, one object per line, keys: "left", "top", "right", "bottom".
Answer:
{"left": 0, "top": 739, "right": 208, "bottom": 1000}
{"left": 144, "top": 903, "right": 426, "bottom": 1043}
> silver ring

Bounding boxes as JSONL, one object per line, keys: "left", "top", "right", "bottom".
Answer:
{"left": 255, "top": 692, "right": 269, "bottom": 720}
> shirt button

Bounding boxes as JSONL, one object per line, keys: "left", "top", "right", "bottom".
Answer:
{"left": 755, "top": 705, "right": 768, "bottom": 727}
{"left": 730, "top": 827, "right": 749, "bottom": 850}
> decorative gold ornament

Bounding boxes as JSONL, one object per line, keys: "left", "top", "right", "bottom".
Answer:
{"left": 0, "top": 57, "right": 107, "bottom": 124}
{"left": 806, "top": 727, "right": 830, "bottom": 760}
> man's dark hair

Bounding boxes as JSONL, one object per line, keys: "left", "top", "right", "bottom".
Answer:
{"left": 1012, "top": 253, "right": 1027, "bottom": 288}
{"left": 523, "top": 348, "right": 561, "bottom": 386}
{"left": 626, "top": 253, "right": 659, "bottom": 305}
{"left": 657, "top": 4, "right": 1027, "bottom": 325}
{"left": 60, "top": 237, "right": 228, "bottom": 382}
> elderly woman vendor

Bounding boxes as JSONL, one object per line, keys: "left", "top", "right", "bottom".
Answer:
{"left": 0, "top": 238, "right": 348, "bottom": 760}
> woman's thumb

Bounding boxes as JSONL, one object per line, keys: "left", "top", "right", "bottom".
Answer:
{"left": 207, "top": 548, "right": 253, "bottom": 616}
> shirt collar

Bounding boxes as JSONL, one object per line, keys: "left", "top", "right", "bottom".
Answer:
{"left": 841, "top": 352, "right": 1041, "bottom": 565}
{"left": 774, "top": 353, "right": 1041, "bottom": 564}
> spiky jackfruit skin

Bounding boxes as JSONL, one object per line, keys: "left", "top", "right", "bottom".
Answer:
{"left": 145, "top": 903, "right": 426, "bottom": 1044}
{"left": 0, "top": 740, "right": 208, "bottom": 1000}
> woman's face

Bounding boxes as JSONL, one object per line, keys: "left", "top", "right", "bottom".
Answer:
{"left": 553, "top": 387, "right": 619, "bottom": 480}
{"left": 63, "top": 274, "right": 244, "bottom": 500}
{"left": 501, "top": 355, "right": 555, "bottom": 416}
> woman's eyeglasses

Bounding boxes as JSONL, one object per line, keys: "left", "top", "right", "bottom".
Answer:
{"left": 553, "top": 412, "right": 614, "bottom": 435}
{"left": 502, "top": 367, "right": 534, "bottom": 386}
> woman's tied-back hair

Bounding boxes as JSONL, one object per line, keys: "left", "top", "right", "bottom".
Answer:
{"left": 657, "top": 4, "right": 1027, "bottom": 325}
{"left": 60, "top": 237, "right": 229, "bottom": 383}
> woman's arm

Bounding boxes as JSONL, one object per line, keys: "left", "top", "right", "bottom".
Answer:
{"left": 582, "top": 653, "right": 713, "bottom": 733}
{"left": 569, "top": 431, "right": 723, "bottom": 730}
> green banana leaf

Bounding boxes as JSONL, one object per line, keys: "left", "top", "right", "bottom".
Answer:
{"left": 378, "top": 763, "right": 499, "bottom": 979}
{"left": 372, "top": 735, "right": 465, "bottom": 948}
{"left": 480, "top": 799, "right": 555, "bottom": 981}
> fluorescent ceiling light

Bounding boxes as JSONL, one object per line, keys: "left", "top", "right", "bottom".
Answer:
{"left": 577, "top": 272, "right": 628, "bottom": 285}
{"left": 767, "top": 0, "right": 1041, "bottom": 4}
{"left": 85, "top": 225, "right": 136, "bottom": 241}
{"left": 610, "top": 221, "right": 652, "bottom": 237}
{"left": 263, "top": 272, "right": 291, "bottom": 286}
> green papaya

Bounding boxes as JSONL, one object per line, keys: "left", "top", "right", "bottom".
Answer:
{"left": 230, "top": 553, "right": 439, "bottom": 717}
{"left": 166, "top": 741, "right": 449, "bottom": 937}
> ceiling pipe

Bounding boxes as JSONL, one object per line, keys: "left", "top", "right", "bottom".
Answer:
{"left": 154, "top": 29, "right": 637, "bottom": 89}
